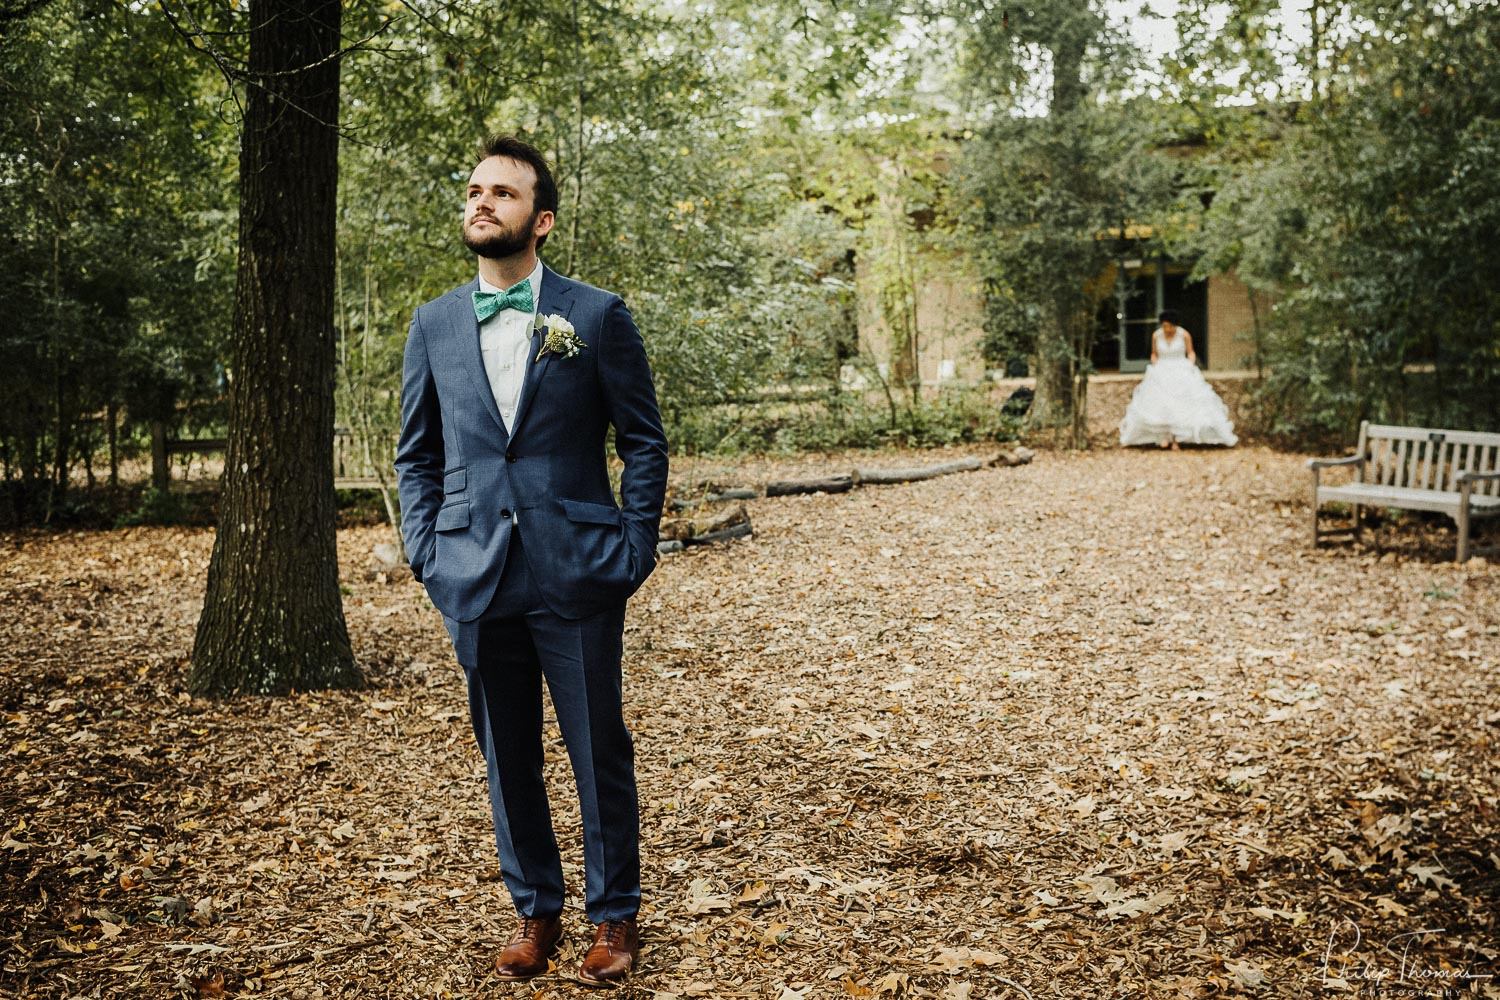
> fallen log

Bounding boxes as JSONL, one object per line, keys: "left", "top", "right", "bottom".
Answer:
{"left": 989, "top": 446, "right": 1036, "bottom": 468}
{"left": 695, "top": 503, "right": 750, "bottom": 536}
{"left": 852, "top": 457, "right": 983, "bottom": 486}
{"left": 710, "top": 487, "right": 759, "bottom": 501}
{"left": 661, "top": 503, "right": 750, "bottom": 542}
{"left": 765, "top": 475, "right": 853, "bottom": 497}
{"left": 664, "top": 448, "right": 1028, "bottom": 527}
{"left": 668, "top": 486, "right": 759, "bottom": 512}
{"left": 684, "top": 521, "right": 753, "bottom": 546}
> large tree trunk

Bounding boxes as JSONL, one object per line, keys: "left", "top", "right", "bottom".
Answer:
{"left": 191, "top": 0, "right": 359, "bottom": 696}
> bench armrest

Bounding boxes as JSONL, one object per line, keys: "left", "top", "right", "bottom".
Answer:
{"left": 1306, "top": 455, "right": 1363, "bottom": 470}
{"left": 1456, "top": 470, "right": 1500, "bottom": 485}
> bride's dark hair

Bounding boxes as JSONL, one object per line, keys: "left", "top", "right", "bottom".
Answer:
{"left": 1158, "top": 310, "right": 1180, "bottom": 324}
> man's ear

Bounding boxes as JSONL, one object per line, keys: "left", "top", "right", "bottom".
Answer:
{"left": 534, "top": 211, "right": 556, "bottom": 239}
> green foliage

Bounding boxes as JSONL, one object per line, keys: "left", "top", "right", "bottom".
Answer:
{"left": 1169, "top": 1, "right": 1500, "bottom": 444}
{"left": 0, "top": 1, "right": 235, "bottom": 520}
{"left": 114, "top": 488, "right": 215, "bottom": 529}
{"left": 1273, "top": 6, "right": 1500, "bottom": 438}
{"left": 331, "top": 0, "right": 883, "bottom": 459}
{"left": 953, "top": 2, "right": 1179, "bottom": 446}
{"left": 668, "top": 384, "right": 1019, "bottom": 455}
{"left": 333, "top": 488, "right": 392, "bottom": 528}
{"left": 10, "top": 0, "right": 1495, "bottom": 492}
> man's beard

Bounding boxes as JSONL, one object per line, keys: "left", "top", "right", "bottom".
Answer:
{"left": 462, "top": 212, "right": 536, "bottom": 259}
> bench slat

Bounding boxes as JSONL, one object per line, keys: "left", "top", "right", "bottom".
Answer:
{"left": 1484, "top": 445, "right": 1500, "bottom": 497}
{"left": 1364, "top": 424, "right": 1500, "bottom": 446}
{"left": 1317, "top": 483, "right": 1500, "bottom": 515}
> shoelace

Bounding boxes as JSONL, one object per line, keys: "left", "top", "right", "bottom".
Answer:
{"left": 512, "top": 917, "right": 549, "bottom": 943}
{"left": 597, "top": 920, "right": 633, "bottom": 949}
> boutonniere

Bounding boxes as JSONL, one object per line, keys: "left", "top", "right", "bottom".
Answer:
{"left": 534, "top": 313, "right": 586, "bottom": 362}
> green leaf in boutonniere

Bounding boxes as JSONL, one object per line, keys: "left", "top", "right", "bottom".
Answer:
{"left": 534, "top": 313, "right": 586, "bottom": 361}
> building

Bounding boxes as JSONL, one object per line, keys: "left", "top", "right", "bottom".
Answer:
{"left": 856, "top": 253, "right": 1268, "bottom": 385}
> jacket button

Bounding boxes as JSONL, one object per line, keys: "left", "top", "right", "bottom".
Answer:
{"left": 506, "top": 451, "right": 516, "bottom": 463}
{"left": 499, "top": 508, "right": 511, "bottom": 519}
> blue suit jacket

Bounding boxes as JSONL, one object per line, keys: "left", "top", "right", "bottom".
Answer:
{"left": 394, "top": 266, "right": 669, "bottom": 622}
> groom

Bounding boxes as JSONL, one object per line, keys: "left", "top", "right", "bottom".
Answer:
{"left": 395, "top": 134, "right": 668, "bottom": 985}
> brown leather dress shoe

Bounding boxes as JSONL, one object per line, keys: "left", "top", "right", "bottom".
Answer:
{"left": 494, "top": 915, "right": 563, "bottom": 981}
{"left": 577, "top": 918, "right": 639, "bottom": 986}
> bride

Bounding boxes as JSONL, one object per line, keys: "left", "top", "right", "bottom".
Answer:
{"left": 1118, "top": 311, "right": 1238, "bottom": 449}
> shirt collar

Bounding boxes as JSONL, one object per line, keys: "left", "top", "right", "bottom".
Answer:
{"left": 476, "top": 258, "right": 544, "bottom": 307}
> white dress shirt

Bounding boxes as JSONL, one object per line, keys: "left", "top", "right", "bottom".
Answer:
{"left": 477, "top": 260, "right": 543, "bottom": 434}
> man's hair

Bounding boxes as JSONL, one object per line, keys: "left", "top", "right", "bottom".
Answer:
{"left": 476, "top": 134, "right": 559, "bottom": 249}
{"left": 1158, "top": 309, "right": 1180, "bottom": 325}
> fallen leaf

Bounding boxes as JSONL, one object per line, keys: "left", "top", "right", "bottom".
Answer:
{"left": 1226, "top": 960, "right": 1267, "bottom": 990}
{"left": 1406, "top": 863, "right": 1457, "bottom": 891}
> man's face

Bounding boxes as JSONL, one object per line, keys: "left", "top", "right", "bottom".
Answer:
{"left": 462, "top": 155, "right": 554, "bottom": 260}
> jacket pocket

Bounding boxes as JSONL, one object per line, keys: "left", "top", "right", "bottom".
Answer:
{"left": 443, "top": 468, "right": 467, "bottom": 493}
{"left": 559, "top": 498, "right": 621, "bottom": 525}
{"left": 435, "top": 501, "right": 470, "bottom": 532}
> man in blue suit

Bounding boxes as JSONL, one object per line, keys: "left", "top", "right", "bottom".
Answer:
{"left": 395, "top": 135, "right": 667, "bottom": 985}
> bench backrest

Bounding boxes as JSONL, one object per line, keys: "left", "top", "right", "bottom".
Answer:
{"left": 1357, "top": 421, "right": 1500, "bottom": 495}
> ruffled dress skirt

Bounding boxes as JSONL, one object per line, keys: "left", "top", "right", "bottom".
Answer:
{"left": 1118, "top": 359, "right": 1238, "bottom": 447}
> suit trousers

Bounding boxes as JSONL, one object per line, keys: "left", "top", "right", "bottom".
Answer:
{"left": 444, "top": 527, "right": 640, "bottom": 923}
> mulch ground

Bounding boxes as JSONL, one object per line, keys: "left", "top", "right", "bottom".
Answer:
{"left": 1, "top": 445, "right": 1496, "bottom": 1000}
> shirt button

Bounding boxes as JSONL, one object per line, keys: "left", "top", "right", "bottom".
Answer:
{"left": 499, "top": 508, "right": 511, "bottom": 519}
{"left": 506, "top": 451, "right": 517, "bottom": 462}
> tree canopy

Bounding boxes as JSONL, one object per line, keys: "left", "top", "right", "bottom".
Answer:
{"left": 3, "top": 0, "right": 1496, "bottom": 531}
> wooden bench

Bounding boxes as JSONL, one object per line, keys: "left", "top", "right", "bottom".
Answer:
{"left": 149, "top": 424, "right": 392, "bottom": 491}
{"left": 1308, "top": 421, "right": 1500, "bottom": 562}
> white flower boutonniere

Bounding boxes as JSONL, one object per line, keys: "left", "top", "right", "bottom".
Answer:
{"left": 534, "top": 313, "right": 586, "bottom": 362}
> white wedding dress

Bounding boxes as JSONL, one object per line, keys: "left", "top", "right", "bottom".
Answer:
{"left": 1118, "top": 328, "right": 1238, "bottom": 447}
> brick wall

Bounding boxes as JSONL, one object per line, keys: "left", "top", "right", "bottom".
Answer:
{"left": 1206, "top": 271, "right": 1269, "bottom": 373}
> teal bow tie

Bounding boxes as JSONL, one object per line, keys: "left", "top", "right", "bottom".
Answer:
{"left": 472, "top": 280, "right": 534, "bottom": 323}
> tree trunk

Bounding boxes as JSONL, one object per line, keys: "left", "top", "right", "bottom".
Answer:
{"left": 191, "top": 0, "right": 359, "bottom": 696}
{"left": 107, "top": 402, "right": 119, "bottom": 492}
{"left": 1028, "top": 303, "right": 1076, "bottom": 438}
{"left": 1029, "top": 5, "right": 1090, "bottom": 443}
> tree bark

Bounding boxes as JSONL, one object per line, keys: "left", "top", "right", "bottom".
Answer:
{"left": 765, "top": 475, "right": 854, "bottom": 497}
{"left": 853, "top": 458, "right": 982, "bottom": 485}
{"left": 1029, "top": 302, "right": 1077, "bottom": 438}
{"left": 106, "top": 402, "right": 118, "bottom": 492}
{"left": 1030, "top": 3, "right": 1090, "bottom": 443}
{"left": 190, "top": 0, "right": 359, "bottom": 696}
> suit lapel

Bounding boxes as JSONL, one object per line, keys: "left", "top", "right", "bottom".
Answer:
{"left": 510, "top": 265, "right": 576, "bottom": 439}
{"left": 450, "top": 280, "right": 510, "bottom": 440}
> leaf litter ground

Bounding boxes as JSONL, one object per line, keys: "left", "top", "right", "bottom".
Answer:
{"left": 1, "top": 446, "right": 1497, "bottom": 999}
